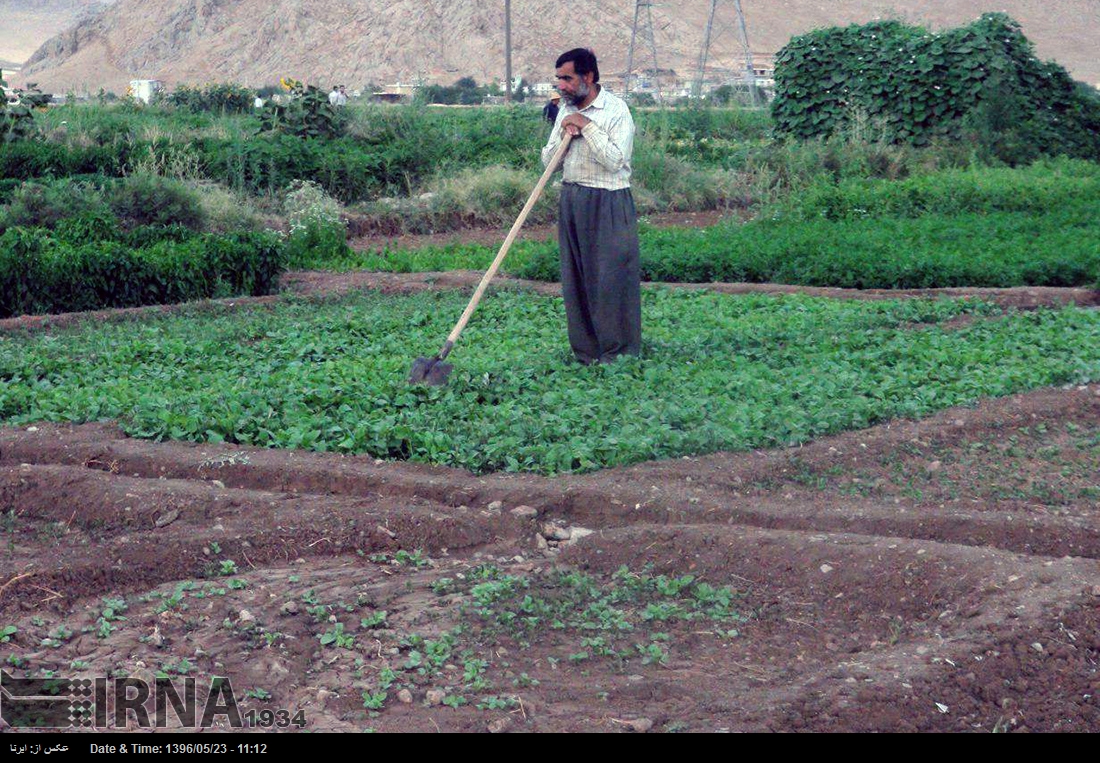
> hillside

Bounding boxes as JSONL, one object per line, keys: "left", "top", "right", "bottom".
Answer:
{"left": 0, "top": 0, "right": 114, "bottom": 67}
{"left": 10, "top": 0, "right": 1100, "bottom": 94}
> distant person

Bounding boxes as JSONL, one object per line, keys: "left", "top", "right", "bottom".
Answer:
{"left": 543, "top": 93, "right": 560, "bottom": 124}
{"left": 329, "top": 85, "right": 347, "bottom": 107}
{"left": 254, "top": 95, "right": 264, "bottom": 109}
{"left": 338, "top": 85, "right": 349, "bottom": 104}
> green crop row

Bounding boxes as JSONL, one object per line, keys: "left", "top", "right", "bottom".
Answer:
{"left": 311, "top": 162, "right": 1100, "bottom": 290}
{"left": 0, "top": 227, "right": 284, "bottom": 318}
{"left": 1, "top": 289, "right": 1097, "bottom": 474}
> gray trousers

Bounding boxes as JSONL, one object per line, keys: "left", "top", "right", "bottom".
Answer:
{"left": 558, "top": 182, "right": 642, "bottom": 364}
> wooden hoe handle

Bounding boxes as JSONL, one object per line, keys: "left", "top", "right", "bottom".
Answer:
{"left": 436, "top": 133, "right": 574, "bottom": 359}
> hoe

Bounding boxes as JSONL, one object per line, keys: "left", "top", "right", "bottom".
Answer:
{"left": 409, "top": 133, "right": 573, "bottom": 386}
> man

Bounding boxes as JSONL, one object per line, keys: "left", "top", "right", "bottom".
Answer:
{"left": 541, "top": 48, "right": 640, "bottom": 365}
{"left": 542, "top": 93, "right": 560, "bottom": 124}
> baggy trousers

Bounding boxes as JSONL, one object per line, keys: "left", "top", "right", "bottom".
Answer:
{"left": 558, "top": 182, "right": 642, "bottom": 364}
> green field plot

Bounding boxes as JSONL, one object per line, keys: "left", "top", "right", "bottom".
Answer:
{"left": 2, "top": 290, "right": 1097, "bottom": 474}
{"left": 318, "top": 162, "right": 1100, "bottom": 290}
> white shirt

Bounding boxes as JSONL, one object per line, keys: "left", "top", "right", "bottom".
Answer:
{"left": 541, "top": 86, "right": 634, "bottom": 190}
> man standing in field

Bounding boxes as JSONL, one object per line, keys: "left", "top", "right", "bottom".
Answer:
{"left": 542, "top": 48, "right": 641, "bottom": 365}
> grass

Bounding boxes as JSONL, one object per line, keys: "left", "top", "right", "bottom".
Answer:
{"left": 1, "top": 289, "right": 1098, "bottom": 475}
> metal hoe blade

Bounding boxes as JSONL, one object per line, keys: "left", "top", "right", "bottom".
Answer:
{"left": 408, "top": 356, "right": 454, "bottom": 386}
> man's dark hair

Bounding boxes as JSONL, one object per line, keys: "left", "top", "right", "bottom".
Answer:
{"left": 556, "top": 48, "right": 599, "bottom": 83}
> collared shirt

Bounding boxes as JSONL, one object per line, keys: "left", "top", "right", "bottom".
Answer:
{"left": 541, "top": 86, "right": 634, "bottom": 190}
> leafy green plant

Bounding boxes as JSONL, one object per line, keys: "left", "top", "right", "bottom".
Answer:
{"left": 772, "top": 14, "right": 1100, "bottom": 160}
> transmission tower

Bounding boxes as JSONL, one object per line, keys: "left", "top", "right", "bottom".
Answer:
{"left": 625, "top": 1, "right": 663, "bottom": 103}
{"left": 692, "top": 0, "right": 759, "bottom": 105}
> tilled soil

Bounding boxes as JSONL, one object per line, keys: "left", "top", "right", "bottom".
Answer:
{"left": 2, "top": 383, "right": 1099, "bottom": 732}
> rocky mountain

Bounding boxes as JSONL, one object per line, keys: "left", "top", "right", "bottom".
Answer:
{"left": 9, "top": 0, "right": 1100, "bottom": 94}
{"left": 0, "top": 0, "right": 115, "bottom": 69}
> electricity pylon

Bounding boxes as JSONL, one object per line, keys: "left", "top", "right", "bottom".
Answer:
{"left": 692, "top": 0, "right": 758, "bottom": 104}
{"left": 625, "top": 1, "right": 663, "bottom": 103}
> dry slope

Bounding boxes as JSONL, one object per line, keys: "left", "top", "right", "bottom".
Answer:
{"left": 10, "top": 0, "right": 1100, "bottom": 94}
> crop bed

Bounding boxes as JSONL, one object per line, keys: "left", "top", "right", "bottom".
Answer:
{"left": 1, "top": 279, "right": 1099, "bottom": 732}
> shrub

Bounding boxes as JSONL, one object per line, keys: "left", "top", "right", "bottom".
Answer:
{"left": 108, "top": 174, "right": 206, "bottom": 230}
{"left": 772, "top": 13, "right": 1100, "bottom": 161}
{"left": 0, "top": 228, "right": 285, "bottom": 318}
{"left": 166, "top": 83, "right": 255, "bottom": 114}
{"left": 283, "top": 180, "right": 349, "bottom": 267}
{"left": 0, "top": 179, "right": 111, "bottom": 232}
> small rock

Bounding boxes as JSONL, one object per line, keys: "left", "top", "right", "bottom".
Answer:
{"left": 154, "top": 509, "right": 180, "bottom": 528}
{"left": 238, "top": 609, "right": 256, "bottom": 625}
{"left": 375, "top": 524, "right": 397, "bottom": 539}
{"left": 426, "top": 689, "right": 446, "bottom": 706}
{"left": 511, "top": 555, "right": 526, "bottom": 564}
{"left": 487, "top": 500, "right": 503, "bottom": 512}
{"left": 487, "top": 717, "right": 512, "bottom": 734}
{"left": 542, "top": 524, "right": 572, "bottom": 541}
{"left": 954, "top": 419, "right": 966, "bottom": 427}
{"left": 280, "top": 601, "right": 299, "bottom": 616}
{"left": 511, "top": 505, "right": 538, "bottom": 519}
{"left": 624, "top": 718, "right": 653, "bottom": 733}
{"left": 1031, "top": 642, "right": 1045, "bottom": 653}
{"left": 212, "top": 480, "right": 226, "bottom": 489}
{"left": 396, "top": 689, "right": 413, "bottom": 704}
{"left": 535, "top": 534, "right": 549, "bottom": 551}
{"left": 1090, "top": 585, "right": 1100, "bottom": 597}
{"left": 565, "top": 527, "right": 595, "bottom": 545}
{"left": 316, "top": 688, "right": 335, "bottom": 710}
{"left": 627, "top": 674, "right": 644, "bottom": 682}
{"left": 928, "top": 460, "right": 942, "bottom": 472}
{"left": 820, "top": 564, "right": 834, "bottom": 574}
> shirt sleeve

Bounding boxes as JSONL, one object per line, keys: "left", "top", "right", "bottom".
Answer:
{"left": 541, "top": 109, "right": 566, "bottom": 168}
{"left": 579, "top": 105, "right": 634, "bottom": 172}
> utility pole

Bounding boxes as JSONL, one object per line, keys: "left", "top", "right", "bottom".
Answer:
{"left": 625, "top": 1, "right": 663, "bottom": 103}
{"left": 504, "top": 0, "right": 513, "bottom": 103}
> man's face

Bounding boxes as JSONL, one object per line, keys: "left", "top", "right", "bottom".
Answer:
{"left": 556, "top": 61, "right": 594, "bottom": 106}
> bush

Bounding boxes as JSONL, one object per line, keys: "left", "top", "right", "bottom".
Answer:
{"left": 108, "top": 174, "right": 206, "bottom": 230}
{"left": 0, "top": 179, "right": 111, "bottom": 232}
{"left": 772, "top": 14, "right": 1100, "bottom": 161}
{"left": 166, "top": 83, "right": 255, "bottom": 114}
{"left": 0, "top": 227, "right": 285, "bottom": 318}
{"left": 283, "top": 180, "right": 349, "bottom": 267}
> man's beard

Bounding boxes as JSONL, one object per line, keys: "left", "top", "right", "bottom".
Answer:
{"left": 569, "top": 81, "right": 590, "bottom": 106}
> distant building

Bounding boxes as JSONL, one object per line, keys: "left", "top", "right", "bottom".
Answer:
{"left": 129, "top": 79, "right": 164, "bottom": 104}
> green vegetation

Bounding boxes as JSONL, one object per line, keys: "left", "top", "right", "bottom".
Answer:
{"left": 1, "top": 289, "right": 1097, "bottom": 475}
{"left": 306, "top": 161, "right": 1100, "bottom": 290}
{"left": 0, "top": 226, "right": 284, "bottom": 318}
{"left": 773, "top": 14, "right": 1100, "bottom": 163}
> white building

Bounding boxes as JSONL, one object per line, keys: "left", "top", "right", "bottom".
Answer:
{"left": 129, "top": 79, "right": 164, "bottom": 104}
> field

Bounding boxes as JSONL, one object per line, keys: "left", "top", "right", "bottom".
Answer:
{"left": 1, "top": 98, "right": 1099, "bottom": 733}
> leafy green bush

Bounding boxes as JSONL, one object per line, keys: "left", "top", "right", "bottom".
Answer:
{"left": 772, "top": 14, "right": 1100, "bottom": 161}
{"left": 282, "top": 180, "right": 349, "bottom": 267}
{"left": 166, "top": 83, "right": 255, "bottom": 114}
{"left": 0, "top": 228, "right": 285, "bottom": 317}
{"left": 108, "top": 174, "right": 206, "bottom": 230}
{"left": 0, "top": 179, "right": 112, "bottom": 232}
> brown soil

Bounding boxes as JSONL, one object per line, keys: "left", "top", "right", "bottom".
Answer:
{"left": 2, "top": 384, "right": 1099, "bottom": 732}
{"left": 345, "top": 210, "right": 732, "bottom": 251}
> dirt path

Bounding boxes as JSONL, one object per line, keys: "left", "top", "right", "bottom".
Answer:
{"left": 345, "top": 210, "right": 732, "bottom": 252}
{"left": 2, "top": 385, "right": 1098, "bottom": 732}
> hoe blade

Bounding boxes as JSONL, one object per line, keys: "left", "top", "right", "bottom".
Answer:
{"left": 408, "top": 356, "right": 453, "bottom": 386}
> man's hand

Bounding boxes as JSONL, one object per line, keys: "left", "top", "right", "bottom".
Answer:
{"left": 561, "top": 113, "right": 591, "bottom": 137}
